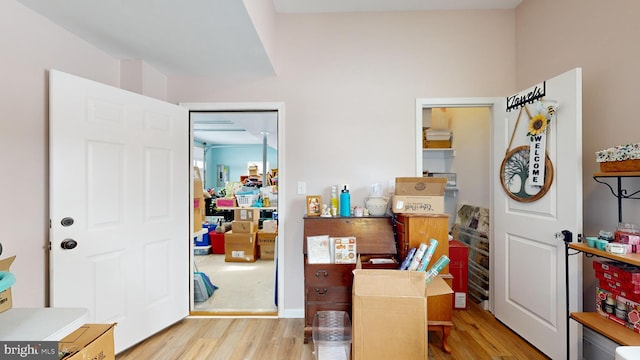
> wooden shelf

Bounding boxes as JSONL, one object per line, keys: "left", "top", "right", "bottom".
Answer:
{"left": 593, "top": 171, "right": 640, "bottom": 178}
{"left": 569, "top": 242, "right": 640, "bottom": 267}
{"left": 571, "top": 312, "right": 640, "bottom": 346}
{"left": 423, "top": 148, "right": 454, "bottom": 151}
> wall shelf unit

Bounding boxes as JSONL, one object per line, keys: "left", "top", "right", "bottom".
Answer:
{"left": 592, "top": 171, "right": 640, "bottom": 222}
{"left": 566, "top": 171, "right": 640, "bottom": 358}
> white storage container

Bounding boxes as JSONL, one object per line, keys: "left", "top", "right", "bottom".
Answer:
{"left": 583, "top": 326, "right": 618, "bottom": 360}
{"left": 313, "top": 311, "right": 351, "bottom": 360}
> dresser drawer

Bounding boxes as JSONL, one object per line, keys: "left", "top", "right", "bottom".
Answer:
{"left": 306, "top": 285, "right": 351, "bottom": 302}
{"left": 304, "top": 263, "right": 355, "bottom": 287}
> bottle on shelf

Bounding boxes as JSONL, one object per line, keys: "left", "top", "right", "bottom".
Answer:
{"left": 330, "top": 186, "right": 338, "bottom": 217}
{"left": 339, "top": 185, "right": 350, "bottom": 217}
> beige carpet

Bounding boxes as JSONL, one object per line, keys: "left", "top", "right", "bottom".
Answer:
{"left": 193, "top": 254, "right": 277, "bottom": 313}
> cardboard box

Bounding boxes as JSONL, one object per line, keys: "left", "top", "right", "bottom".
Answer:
{"left": 391, "top": 195, "right": 445, "bottom": 214}
{"left": 257, "top": 231, "right": 277, "bottom": 245}
{"left": 232, "top": 220, "right": 255, "bottom": 233}
{"left": 0, "top": 256, "right": 16, "bottom": 313}
{"left": 423, "top": 139, "right": 452, "bottom": 148}
{"left": 234, "top": 208, "right": 260, "bottom": 223}
{"left": 259, "top": 244, "right": 275, "bottom": 260}
{"left": 257, "top": 231, "right": 277, "bottom": 260}
{"left": 352, "top": 269, "right": 452, "bottom": 360}
{"left": 224, "top": 231, "right": 257, "bottom": 262}
{"left": 58, "top": 323, "right": 116, "bottom": 360}
{"left": 395, "top": 177, "right": 446, "bottom": 196}
{"left": 262, "top": 219, "right": 278, "bottom": 233}
{"left": 194, "top": 171, "right": 205, "bottom": 232}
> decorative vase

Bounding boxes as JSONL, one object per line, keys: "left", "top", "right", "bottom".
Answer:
{"left": 364, "top": 197, "right": 389, "bottom": 216}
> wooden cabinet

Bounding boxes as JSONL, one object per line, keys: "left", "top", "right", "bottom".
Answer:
{"left": 394, "top": 213, "right": 453, "bottom": 353}
{"left": 303, "top": 216, "right": 397, "bottom": 343}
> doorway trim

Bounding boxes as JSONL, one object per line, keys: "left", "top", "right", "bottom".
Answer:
{"left": 181, "top": 101, "right": 286, "bottom": 318}
{"left": 415, "top": 97, "right": 499, "bottom": 312}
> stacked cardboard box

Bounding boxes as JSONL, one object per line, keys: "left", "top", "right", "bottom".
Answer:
{"left": 257, "top": 231, "right": 277, "bottom": 260}
{"left": 391, "top": 177, "right": 446, "bottom": 214}
{"left": 224, "top": 230, "right": 257, "bottom": 262}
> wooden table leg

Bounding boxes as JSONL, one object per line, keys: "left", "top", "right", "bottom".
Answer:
{"left": 442, "top": 325, "right": 452, "bottom": 353}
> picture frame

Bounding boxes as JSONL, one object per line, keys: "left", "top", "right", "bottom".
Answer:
{"left": 306, "top": 195, "right": 322, "bottom": 216}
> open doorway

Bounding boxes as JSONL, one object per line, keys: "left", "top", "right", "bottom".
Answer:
{"left": 184, "top": 102, "right": 285, "bottom": 316}
{"left": 416, "top": 99, "right": 492, "bottom": 311}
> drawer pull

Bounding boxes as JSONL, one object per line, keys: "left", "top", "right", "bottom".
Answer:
{"left": 315, "top": 288, "right": 328, "bottom": 296}
{"left": 315, "top": 270, "right": 328, "bottom": 278}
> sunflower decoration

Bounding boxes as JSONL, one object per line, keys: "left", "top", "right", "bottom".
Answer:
{"left": 527, "top": 113, "right": 549, "bottom": 137}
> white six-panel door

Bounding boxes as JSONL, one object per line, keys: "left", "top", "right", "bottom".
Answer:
{"left": 492, "top": 68, "right": 583, "bottom": 360}
{"left": 49, "top": 70, "right": 189, "bottom": 352}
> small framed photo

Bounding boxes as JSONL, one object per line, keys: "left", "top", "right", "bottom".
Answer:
{"left": 306, "top": 195, "right": 322, "bottom": 216}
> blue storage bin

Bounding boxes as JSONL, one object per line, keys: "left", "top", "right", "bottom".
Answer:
{"left": 196, "top": 231, "right": 210, "bottom": 246}
{"left": 202, "top": 223, "right": 217, "bottom": 232}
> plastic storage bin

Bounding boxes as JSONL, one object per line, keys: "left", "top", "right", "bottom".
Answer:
{"left": 312, "top": 311, "right": 351, "bottom": 360}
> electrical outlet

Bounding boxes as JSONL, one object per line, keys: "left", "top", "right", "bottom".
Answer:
{"left": 297, "top": 181, "right": 306, "bottom": 195}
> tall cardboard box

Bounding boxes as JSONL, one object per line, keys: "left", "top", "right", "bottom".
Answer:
{"left": 0, "top": 256, "right": 16, "bottom": 313}
{"left": 58, "top": 323, "right": 116, "bottom": 360}
{"left": 193, "top": 167, "right": 205, "bottom": 232}
{"left": 352, "top": 269, "right": 452, "bottom": 360}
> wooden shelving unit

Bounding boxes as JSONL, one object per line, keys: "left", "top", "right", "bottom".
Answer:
{"left": 566, "top": 171, "right": 640, "bottom": 353}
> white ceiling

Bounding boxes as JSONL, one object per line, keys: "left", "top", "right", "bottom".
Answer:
{"left": 17, "top": 0, "right": 520, "bottom": 147}
{"left": 191, "top": 111, "right": 278, "bottom": 149}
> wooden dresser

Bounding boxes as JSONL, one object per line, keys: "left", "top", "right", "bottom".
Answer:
{"left": 303, "top": 216, "right": 398, "bottom": 343}
{"left": 394, "top": 213, "right": 453, "bottom": 353}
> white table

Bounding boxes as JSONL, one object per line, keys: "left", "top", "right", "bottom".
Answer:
{"left": 0, "top": 307, "right": 88, "bottom": 340}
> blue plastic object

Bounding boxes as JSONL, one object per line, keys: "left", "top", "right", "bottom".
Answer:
{"left": 0, "top": 271, "right": 15, "bottom": 292}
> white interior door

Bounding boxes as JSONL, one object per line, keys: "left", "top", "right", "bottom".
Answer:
{"left": 492, "top": 68, "right": 583, "bottom": 359}
{"left": 49, "top": 70, "right": 189, "bottom": 352}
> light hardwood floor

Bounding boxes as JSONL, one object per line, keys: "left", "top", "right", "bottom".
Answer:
{"left": 116, "top": 302, "right": 550, "bottom": 359}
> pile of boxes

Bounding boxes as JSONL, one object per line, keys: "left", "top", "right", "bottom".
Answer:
{"left": 594, "top": 260, "right": 640, "bottom": 332}
{"left": 224, "top": 208, "right": 278, "bottom": 262}
{"left": 391, "top": 177, "right": 446, "bottom": 215}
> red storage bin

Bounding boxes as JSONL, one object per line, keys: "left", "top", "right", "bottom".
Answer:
{"left": 210, "top": 232, "right": 225, "bottom": 254}
{"left": 449, "top": 240, "right": 469, "bottom": 309}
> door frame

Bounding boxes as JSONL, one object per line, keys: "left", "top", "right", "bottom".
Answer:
{"left": 181, "top": 102, "right": 286, "bottom": 317}
{"left": 415, "top": 97, "right": 498, "bottom": 312}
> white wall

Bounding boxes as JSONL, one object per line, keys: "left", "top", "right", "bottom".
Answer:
{"left": 516, "top": 0, "right": 640, "bottom": 311}
{"left": 168, "top": 10, "right": 516, "bottom": 314}
{"left": 0, "top": 0, "right": 120, "bottom": 306}
{"left": 449, "top": 107, "right": 491, "bottom": 211}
